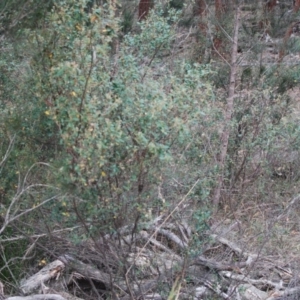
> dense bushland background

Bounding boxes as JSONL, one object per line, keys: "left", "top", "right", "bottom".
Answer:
{"left": 1, "top": 0, "right": 300, "bottom": 299}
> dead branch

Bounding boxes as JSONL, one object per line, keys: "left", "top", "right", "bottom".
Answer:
{"left": 20, "top": 260, "right": 65, "bottom": 295}
{"left": 139, "top": 231, "right": 180, "bottom": 255}
{"left": 0, "top": 184, "right": 61, "bottom": 236}
{"left": 210, "top": 234, "right": 258, "bottom": 265}
{"left": 157, "top": 228, "right": 188, "bottom": 249}
{"left": 192, "top": 256, "right": 246, "bottom": 272}
{"left": 200, "top": 278, "right": 230, "bottom": 300}
{"left": 265, "top": 286, "right": 300, "bottom": 300}
{"left": 6, "top": 296, "right": 66, "bottom": 300}
{"left": 59, "top": 255, "right": 111, "bottom": 286}
{"left": 125, "top": 179, "right": 199, "bottom": 276}
{"left": 221, "top": 271, "right": 283, "bottom": 290}
{"left": 0, "top": 226, "right": 83, "bottom": 243}
{"left": 0, "top": 135, "right": 15, "bottom": 171}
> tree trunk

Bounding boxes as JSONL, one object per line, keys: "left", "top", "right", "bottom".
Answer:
{"left": 194, "top": 0, "right": 207, "bottom": 34}
{"left": 266, "top": 0, "right": 277, "bottom": 11}
{"left": 213, "top": 0, "right": 223, "bottom": 56}
{"left": 294, "top": 0, "right": 300, "bottom": 12}
{"left": 215, "top": 0, "right": 224, "bottom": 19}
{"left": 213, "top": 0, "right": 232, "bottom": 57}
{"left": 195, "top": 0, "right": 206, "bottom": 16}
{"left": 139, "top": 0, "right": 151, "bottom": 20}
{"left": 213, "top": 6, "right": 240, "bottom": 210}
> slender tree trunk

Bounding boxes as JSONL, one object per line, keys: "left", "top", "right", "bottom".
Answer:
{"left": 213, "top": 0, "right": 223, "bottom": 52}
{"left": 195, "top": 0, "right": 206, "bottom": 16}
{"left": 277, "top": 0, "right": 300, "bottom": 61}
{"left": 215, "top": 0, "right": 223, "bottom": 19}
{"left": 294, "top": 0, "right": 300, "bottom": 12}
{"left": 266, "top": 0, "right": 277, "bottom": 11}
{"left": 139, "top": 0, "right": 151, "bottom": 20}
{"left": 195, "top": 0, "right": 207, "bottom": 34}
{"left": 213, "top": 0, "right": 233, "bottom": 58}
{"left": 213, "top": 6, "right": 240, "bottom": 210}
{"left": 264, "top": 0, "right": 277, "bottom": 27}
{"left": 278, "top": 21, "right": 300, "bottom": 62}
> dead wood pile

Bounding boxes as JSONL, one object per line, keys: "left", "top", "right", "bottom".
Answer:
{"left": 1, "top": 214, "right": 300, "bottom": 300}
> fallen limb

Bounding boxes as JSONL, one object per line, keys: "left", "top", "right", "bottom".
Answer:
{"left": 200, "top": 279, "right": 230, "bottom": 300}
{"left": 192, "top": 256, "right": 246, "bottom": 272}
{"left": 20, "top": 260, "right": 65, "bottom": 295}
{"left": 6, "top": 295, "right": 66, "bottom": 300}
{"left": 265, "top": 286, "right": 300, "bottom": 300}
{"left": 103, "top": 215, "right": 165, "bottom": 240}
{"left": 120, "top": 276, "right": 165, "bottom": 300}
{"left": 59, "top": 255, "right": 110, "bottom": 285}
{"left": 220, "top": 271, "right": 282, "bottom": 290}
{"left": 157, "top": 228, "right": 188, "bottom": 249}
{"left": 210, "top": 234, "right": 258, "bottom": 265}
{"left": 139, "top": 231, "right": 179, "bottom": 255}
{"left": 59, "top": 255, "right": 127, "bottom": 293}
{"left": 56, "top": 291, "right": 85, "bottom": 300}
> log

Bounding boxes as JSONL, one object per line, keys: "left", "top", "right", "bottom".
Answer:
{"left": 59, "top": 255, "right": 111, "bottom": 285}
{"left": 221, "top": 271, "right": 282, "bottom": 290}
{"left": 20, "top": 261, "right": 65, "bottom": 295}
{"left": 192, "top": 256, "right": 246, "bottom": 272}
{"left": 59, "top": 255, "right": 127, "bottom": 293}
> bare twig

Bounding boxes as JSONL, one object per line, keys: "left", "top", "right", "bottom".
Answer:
{"left": 125, "top": 179, "right": 199, "bottom": 276}
{"left": 0, "top": 135, "right": 15, "bottom": 173}
{"left": 0, "top": 226, "right": 83, "bottom": 242}
{"left": 221, "top": 271, "right": 283, "bottom": 290}
{"left": 0, "top": 184, "right": 61, "bottom": 235}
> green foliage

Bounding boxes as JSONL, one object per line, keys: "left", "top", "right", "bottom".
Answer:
{"left": 189, "top": 209, "right": 210, "bottom": 256}
{"left": 25, "top": 0, "right": 214, "bottom": 233}
{"left": 0, "top": 238, "right": 29, "bottom": 285}
{"left": 266, "top": 65, "right": 300, "bottom": 94}
{"left": 0, "top": 0, "right": 52, "bottom": 38}
{"left": 170, "top": 0, "right": 184, "bottom": 10}
{"left": 3, "top": 0, "right": 300, "bottom": 297}
{"left": 0, "top": 41, "right": 59, "bottom": 207}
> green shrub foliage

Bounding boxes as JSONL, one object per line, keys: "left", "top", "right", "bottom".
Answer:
{"left": 28, "top": 0, "right": 213, "bottom": 232}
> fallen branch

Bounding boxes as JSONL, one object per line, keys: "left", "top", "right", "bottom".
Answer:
{"left": 20, "top": 260, "right": 65, "bottom": 295}
{"left": 6, "top": 295, "right": 66, "bottom": 300}
{"left": 192, "top": 256, "right": 246, "bottom": 272}
{"left": 157, "top": 228, "right": 188, "bottom": 249}
{"left": 0, "top": 226, "right": 83, "bottom": 243}
{"left": 265, "top": 286, "right": 300, "bottom": 300}
{"left": 125, "top": 179, "right": 199, "bottom": 277}
{"left": 59, "top": 255, "right": 110, "bottom": 285}
{"left": 139, "top": 231, "right": 180, "bottom": 255}
{"left": 200, "top": 279, "right": 230, "bottom": 300}
{"left": 221, "top": 271, "right": 283, "bottom": 290}
{"left": 210, "top": 234, "right": 258, "bottom": 265}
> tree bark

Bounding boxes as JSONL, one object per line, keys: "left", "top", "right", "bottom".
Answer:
{"left": 294, "top": 0, "right": 300, "bottom": 12}
{"left": 278, "top": 21, "right": 300, "bottom": 62}
{"left": 195, "top": 0, "right": 207, "bottom": 34}
{"left": 215, "top": 0, "right": 224, "bottom": 19}
{"left": 212, "top": 6, "right": 240, "bottom": 210}
{"left": 213, "top": 0, "right": 233, "bottom": 57}
{"left": 139, "top": 0, "right": 151, "bottom": 20}
{"left": 266, "top": 0, "right": 277, "bottom": 11}
{"left": 195, "top": 0, "right": 206, "bottom": 16}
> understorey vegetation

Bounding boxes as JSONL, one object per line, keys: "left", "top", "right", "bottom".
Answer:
{"left": 1, "top": 1, "right": 300, "bottom": 299}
